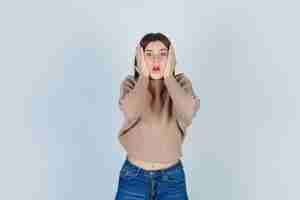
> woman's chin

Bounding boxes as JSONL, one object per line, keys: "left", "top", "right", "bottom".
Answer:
{"left": 150, "top": 73, "right": 163, "bottom": 80}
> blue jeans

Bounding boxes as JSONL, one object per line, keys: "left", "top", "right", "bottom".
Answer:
{"left": 115, "top": 157, "right": 189, "bottom": 200}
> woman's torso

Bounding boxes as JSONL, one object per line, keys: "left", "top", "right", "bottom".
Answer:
{"left": 118, "top": 77, "right": 186, "bottom": 170}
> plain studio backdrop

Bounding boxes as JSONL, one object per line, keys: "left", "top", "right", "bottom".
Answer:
{"left": 0, "top": 0, "right": 299, "bottom": 199}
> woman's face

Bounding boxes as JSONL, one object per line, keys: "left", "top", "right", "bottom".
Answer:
{"left": 144, "top": 41, "right": 169, "bottom": 80}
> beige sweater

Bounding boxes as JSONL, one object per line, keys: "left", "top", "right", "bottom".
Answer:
{"left": 118, "top": 73, "right": 200, "bottom": 163}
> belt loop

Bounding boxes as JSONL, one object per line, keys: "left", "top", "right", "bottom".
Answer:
{"left": 136, "top": 166, "right": 141, "bottom": 176}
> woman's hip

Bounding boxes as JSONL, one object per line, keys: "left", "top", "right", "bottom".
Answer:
{"left": 115, "top": 157, "right": 189, "bottom": 199}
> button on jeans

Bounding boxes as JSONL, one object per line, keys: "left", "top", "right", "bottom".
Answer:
{"left": 115, "top": 157, "right": 189, "bottom": 200}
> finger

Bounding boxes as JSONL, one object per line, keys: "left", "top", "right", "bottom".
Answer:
{"left": 125, "top": 80, "right": 135, "bottom": 88}
{"left": 165, "top": 60, "right": 170, "bottom": 76}
{"left": 167, "top": 45, "right": 172, "bottom": 59}
{"left": 176, "top": 77, "right": 185, "bottom": 86}
{"left": 136, "top": 45, "right": 141, "bottom": 66}
{"left": 135, "top": 45, "right": 139, "bottom": 57}
{"left": 163, "top": 45, "right": 173, "bottom": 77}
{"left": 123, "top": 81, "right": 134, "bottom": 89}
{"left": 140, "top": 47, "right": 149, "bottom": 76}
{"left": 128, "top": 79, "right": 136, "bottom": 87}
{"left": 122, "top": 85, "right": 131, "bottom": 92}
{"left": 135, "top": 65, "right": 141, "bottom": 74}
{"left": 167, "top": 45, "right": 173, "bottom": 64}
{"left": 125, "top": 76, "right": 135, "bottom": 84}
{"left": 124, "top": 76, "right": 134, "bottom": 83}
{"left": 123, "top": 87, "right": 132, "bottom": 94}
{"left": 122, "top": 82, "right": 133, "bottom": 91}
{"left": 136, "top": 44, "right": 138, "bottom": 53}
{"left": 169, "top": 44, "right": 174, "bottom": 55}
{"left": 122, "top": 77, "right": 134, "bottom": 85}
{"left": 171, "top": 45, "right": 175, "bottom": 58}
{"left": 120, "top": 86, "right": 131, "bottom": 99}
{"left": 170, "top": 45, "right": 175, "bottom": 61}
{"left": 176, "top": 75, "right": 185, "bottom": 82}
{"left": 137, "top": 47, "right": 143, "bottom": 65}
{"left": 169, "top": 44, "right": 172, "bottom": 51}
{"left": 175, "top": 73, "right": 183, "bottom": 78}
{"left": 175, "top": 73, "right": 184, "bottom": 80}
{"left": 121, "top": 82, "right": 132, "bottom": 90}
{"left": 140, "top": 46, "right": 145, "bottom": 62}
{"left": 139, "top": 47, "right": 144, "bottom": 65}
{"left": 171, "top": 44, "right": 175, "bottom": 54}
{"left": 179, "top": 79, "right": 186, "bottom": 86}
{"left": 171, "top": 45, "right": 176, "bottom": 73}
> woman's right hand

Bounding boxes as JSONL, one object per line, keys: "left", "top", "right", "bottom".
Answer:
{"left": 135, "top": 44, "right": 150, "bottom": 78}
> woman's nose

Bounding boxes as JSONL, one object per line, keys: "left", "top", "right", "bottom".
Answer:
{"left": 152, "top": 55, "right": 162, "bottom": 62}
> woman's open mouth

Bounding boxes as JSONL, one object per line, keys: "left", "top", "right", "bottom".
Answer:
{"left": 152, "top": 65, "right": 160, "bottom": 72}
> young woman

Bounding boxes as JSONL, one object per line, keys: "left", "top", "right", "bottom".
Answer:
{"left": 115, "top": 33, "right": 200, "bottom": 200}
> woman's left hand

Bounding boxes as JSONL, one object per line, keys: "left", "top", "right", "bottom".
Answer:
{"left": 163, "top": 44, "right": 177, "bottom": 79}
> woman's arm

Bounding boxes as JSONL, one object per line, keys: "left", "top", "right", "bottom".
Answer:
{"left": 119, "top": 75, "right": 150, "bottom": 122}
{"left": 164, "top": 73, "right": 200, "bottom": 128}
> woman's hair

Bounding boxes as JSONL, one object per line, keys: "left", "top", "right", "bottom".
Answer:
{"left": 133, "top": 32, "right": 176, "bottom": 80}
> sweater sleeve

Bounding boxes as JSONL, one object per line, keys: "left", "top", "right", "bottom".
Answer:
{"left": 164, "top": 73, "right": 200, "bottom": 128}
{"left": 118, "top": 75, "right": 150, "bottom": 122}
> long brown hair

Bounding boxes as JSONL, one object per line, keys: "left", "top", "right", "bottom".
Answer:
{"left": 134, "top": 32, "right": 176, "bottom": 80}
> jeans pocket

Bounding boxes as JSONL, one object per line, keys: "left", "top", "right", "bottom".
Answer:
{"left": 119, "top": 166, "right": 139, "bottom": 180}
{"left": 164, "top": 168, "right": 186, "bottom": 183}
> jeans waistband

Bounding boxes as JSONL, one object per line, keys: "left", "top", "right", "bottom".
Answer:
{"left": 123, "top": 157, "right": 183, "bottom": 177}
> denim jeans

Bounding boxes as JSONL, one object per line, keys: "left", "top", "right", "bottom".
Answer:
{"left": 115, "top": 157, "right": 189, "bottom": 200}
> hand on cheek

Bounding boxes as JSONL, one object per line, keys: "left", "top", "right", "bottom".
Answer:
{"left": 135, "top": 45, "right": 150, "bottom": 78}
{"left": 163, "top": 44, "right": 176, "bottom": 79}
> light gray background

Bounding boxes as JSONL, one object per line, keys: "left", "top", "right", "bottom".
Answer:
{"left": 0, "top": 0, "right": 299, "bottom": 199}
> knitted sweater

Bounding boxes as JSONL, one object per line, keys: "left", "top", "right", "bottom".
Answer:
{"left": 118, "top": 73, "right": 200, "bottom": 163}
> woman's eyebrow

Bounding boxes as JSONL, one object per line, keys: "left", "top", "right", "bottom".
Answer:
{"left": 145, "top": 48, "right": 168, "bottom": 52}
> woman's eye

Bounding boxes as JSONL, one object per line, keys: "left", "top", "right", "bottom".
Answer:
{"left": 161, "top": 53, "right": 167, "bottom": 56}
{"left": 146, "top": 53, "right": 152, "bottom": 56}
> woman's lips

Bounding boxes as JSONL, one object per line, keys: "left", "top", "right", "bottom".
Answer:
{"left": 152, "top": 67, "right": 160, "bottom": 72}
